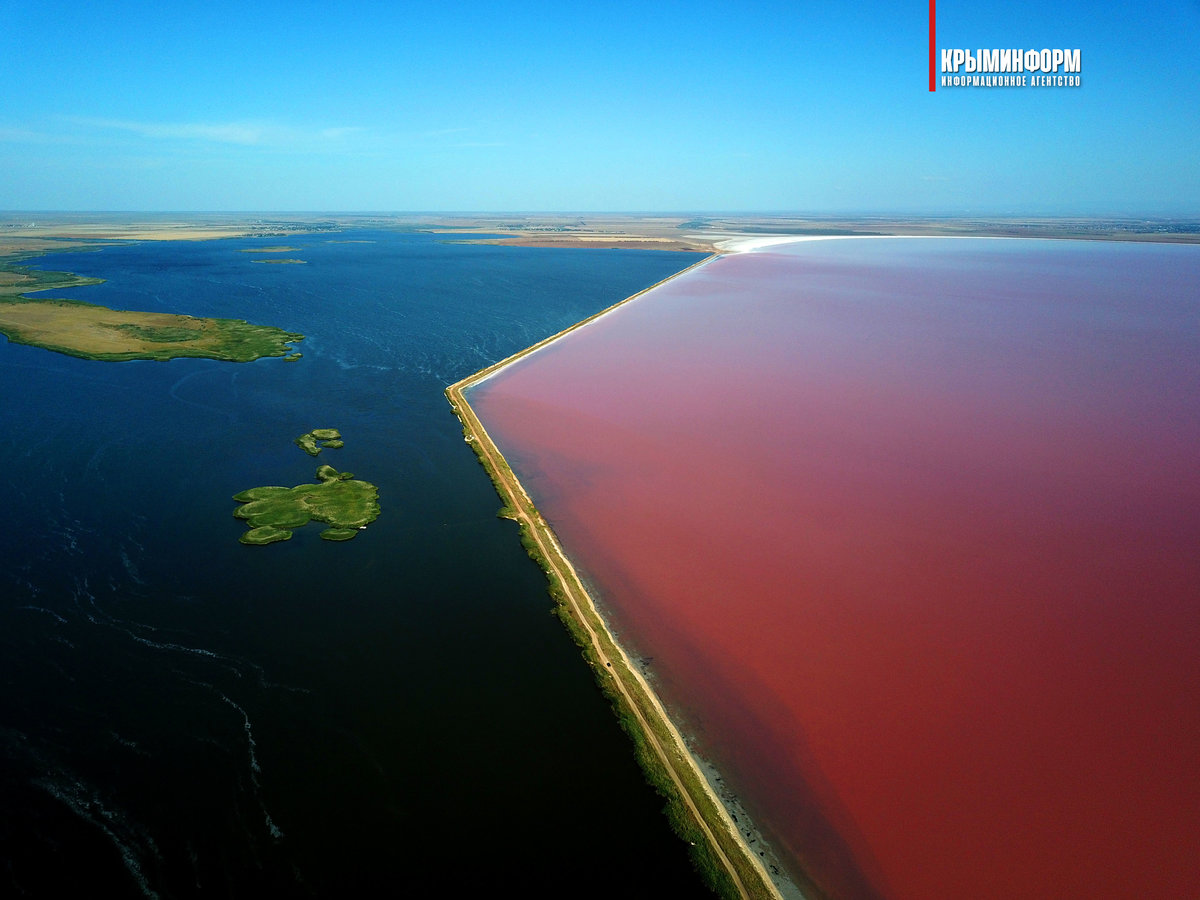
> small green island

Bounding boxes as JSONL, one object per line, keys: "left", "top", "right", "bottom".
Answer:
{"left": 239, "top": 247, "right": 306, "bottom": 263}
{"left": 294, "top": 428, "right": 342, "bottom": 456}
{"left": 234, "top": 464, "right": 380, "bottom": 544}
{"left": 236, "top": 429, "right": 379, "bottom": 544}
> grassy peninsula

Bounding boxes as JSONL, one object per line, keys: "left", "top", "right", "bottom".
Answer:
{"left": 0, "top": 252, "right": 303, "bottom": 363}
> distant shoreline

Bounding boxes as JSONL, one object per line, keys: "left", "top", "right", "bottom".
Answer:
{"left": 2, "top": 212, "right": 1196, "bottom": 264}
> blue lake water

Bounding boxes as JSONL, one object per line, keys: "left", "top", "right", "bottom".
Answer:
{"left": 0, "top": 231, "right": 710, "bottom": 897}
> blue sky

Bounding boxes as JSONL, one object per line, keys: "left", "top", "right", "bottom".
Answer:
{"left": 1, "top": 0, "right": 1197, "bottom": 214}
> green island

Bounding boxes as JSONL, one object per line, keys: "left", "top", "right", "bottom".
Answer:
{"left": 234, "top": 464, "right": 379, "bottom": 545}
{"left": 294, "top": 428, "right": 342, "bottom": 456}
{"left": 0, "top": 253, "right": 304, "bottom": 362}
{"left": 237, "top": 246, "right": 301, "bottom": 253}
{"left": 252, "top": 258, "right": 307, "bottom": 264}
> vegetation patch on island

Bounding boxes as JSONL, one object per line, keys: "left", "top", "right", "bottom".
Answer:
{"left": 294, "top": 428, "right": 341, "bottom": 456}
{"left": 234, "top": 464, "right": 379, "bottom": 545}
{"left": 236, "top": 429, "right": 378, "bottom": 545}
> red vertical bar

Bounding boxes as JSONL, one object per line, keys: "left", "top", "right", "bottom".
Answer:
{"left": 929, "top": 0, "right": 937, "bottom": 91}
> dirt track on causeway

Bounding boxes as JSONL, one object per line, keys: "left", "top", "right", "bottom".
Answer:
{"left": 446, "top": 373, "right": 781, "bottom": 900}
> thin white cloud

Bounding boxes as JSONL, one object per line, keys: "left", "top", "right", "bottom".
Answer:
{"left": 66, "top": 117, "right": 267, "bottom": 144}
{"left": 64, "top": 117, "right": 363, "bottom": 147}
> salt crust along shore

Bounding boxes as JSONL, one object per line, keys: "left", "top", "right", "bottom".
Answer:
{"left": 714, "top": 233, "right": 1011, "bottom": 252}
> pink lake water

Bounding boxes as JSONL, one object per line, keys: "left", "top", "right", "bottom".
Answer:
{"left": 467, "top": 238, "right": 1200, "bottom": 899}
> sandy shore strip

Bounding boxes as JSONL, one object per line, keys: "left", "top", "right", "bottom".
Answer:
{"left": 446, "top": 258, "right": 799, "bottom": 900}
{"left": 447, "top": 381, "right": 787, "bottom": 900}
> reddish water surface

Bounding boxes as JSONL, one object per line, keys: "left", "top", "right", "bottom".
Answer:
{"left": 468, "top": 238, "right": 1200, "bottom": 900}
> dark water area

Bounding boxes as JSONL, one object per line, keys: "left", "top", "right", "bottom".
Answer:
{"left": 0, "top": 232, "right": 712, "bottom": 897}
{"left": 468, "top": 238, "right": 1200, "bottom": 900}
